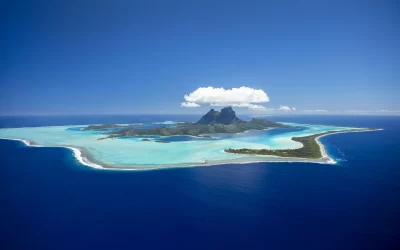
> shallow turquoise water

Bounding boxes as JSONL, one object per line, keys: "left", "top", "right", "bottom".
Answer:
{"left": 0, "top": 122, "right": 360, "bottom": 168}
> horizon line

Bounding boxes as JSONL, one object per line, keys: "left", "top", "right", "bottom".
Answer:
{"left": 1, "top": 112, "right": 400, "bottom": 117}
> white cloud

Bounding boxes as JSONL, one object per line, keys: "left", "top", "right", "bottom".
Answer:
{"left": 304, "top": 109, "right": 327, "bottom": 112}
{"left": 216, "top": 103, "right": 266, "bottom": 110}
{"left": 181, "top": 86, "right": 269, "bottom": 110}
{"left": 180, "top": 102, "right": 200, "bottom": 108}
{"left": 278, "top": 105, "right": 295, "bottom": 111}
{"left": 247, "top": 104, "right": 267, "bottom": 110}
{"left": 278, "top": 105, "right": 291, "bottom": 111}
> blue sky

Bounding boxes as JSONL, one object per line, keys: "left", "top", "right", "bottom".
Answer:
{"left": 1, "top": 0, "right": 399, "bottom": 115}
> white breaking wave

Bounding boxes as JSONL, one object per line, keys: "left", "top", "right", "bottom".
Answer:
{"left": 0, "top": 125, "right": 382, "bottom": 170}
{"left": 0, "top": 137, "right": 103, "bottom": 169}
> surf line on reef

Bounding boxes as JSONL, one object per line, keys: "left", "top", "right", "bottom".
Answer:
{"left": 0, "top": 128, "right": 382, "bottom": 171}
{"left": 314, "top": 128, "right": 383, "bottom": 164}
{"left": 0, "top": 137, "right": 103, "bottom": 170}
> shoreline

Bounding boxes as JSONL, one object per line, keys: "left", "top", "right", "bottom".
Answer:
{"left": 0, "top": 128, "right": 382, "bottom": 171}
{"left": 0, "top": 137, "right": 104, "bottom": 170}
{"left": 315, "top": 128, "right": 383, "bottom": 163}
{"left": 225, "top": 128, "right": 382, "bottom": 163}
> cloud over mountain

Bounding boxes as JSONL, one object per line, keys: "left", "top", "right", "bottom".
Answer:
{"left": 181, "top": 86, "right": 269, "bottom": 110}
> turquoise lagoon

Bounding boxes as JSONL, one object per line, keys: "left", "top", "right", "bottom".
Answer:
{"left": 0, "top": 122, "right": 363, "bottom": 169}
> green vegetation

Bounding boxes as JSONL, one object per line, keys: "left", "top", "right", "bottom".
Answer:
{"left": 83, "top": 124, "right": 125, "bottom": 131}
{"left": 105, "top": 118, "right": 288, "bottom": 138}
{"left": 83, "top": 124, "right": 143, "bottom": 131}
{"left": 196, "top": 107, "right": 241, "bottom": 125}
{"left": 225, "top": 133, "right": 326, "bottom": 158}
{"left": 224, "top": 129, "right": 378, "bottom": 159}
{"left": 86, "top": 107, "right": 290, "bottom": 138}
{"left": 155, "top": 140, "right": 170, "bottom": 143}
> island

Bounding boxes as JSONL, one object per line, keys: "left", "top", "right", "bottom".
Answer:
{"left": 155, "top": 140, "right": 170, "bottom": 143}
{"left": 84, "top": 107, "right": 290, "bottom": 139}
{"left": 225, "top": 128, "right": 380, "bottom": 159}
{"left": 0, "top": 107, "right": 382, "bottom": 170}
{"left": 83, "top": 123, "right": 143, "bottom": 131}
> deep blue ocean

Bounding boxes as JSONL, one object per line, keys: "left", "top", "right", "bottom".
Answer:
{"left": 0, "top": 115, "right": 399, "bottom": 250}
